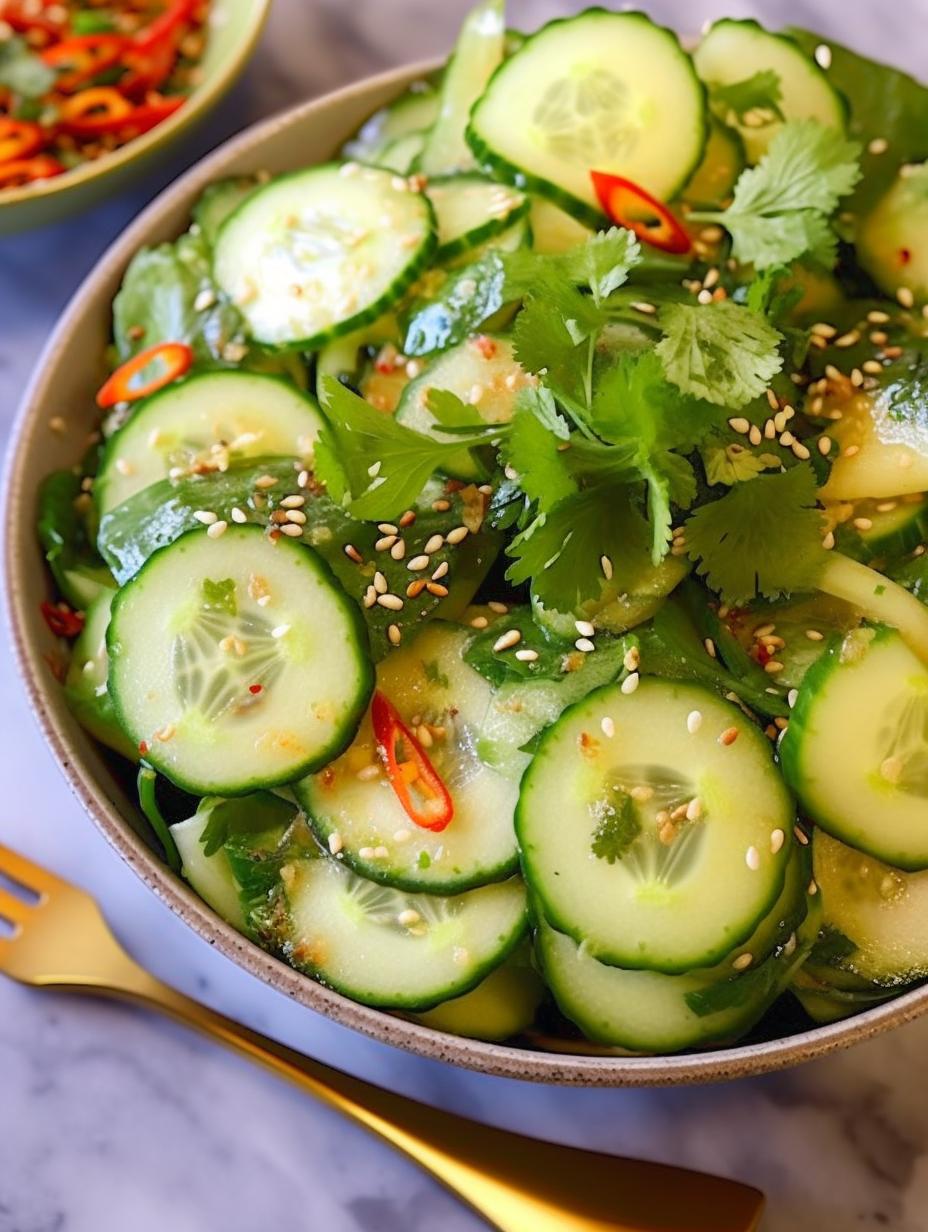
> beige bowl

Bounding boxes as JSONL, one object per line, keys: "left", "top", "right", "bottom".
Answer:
{"left": 5, "top": 62, "right": 927, "bottom": 1084}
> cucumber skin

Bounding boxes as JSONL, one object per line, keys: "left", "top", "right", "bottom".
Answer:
{"left": 780, "top": 625, "right": 928, "bottom": 871}
{"left": 466, "top": 8, "right": 709, "bottom": 228}
{"left": 213, "top": 163, "right": 439, "bottom": 353}
{"left": 429, "top": 173, "right": 531, "bottom": 262}
{"left": 515, "top": 677, "right": 792, "bottom": 973}
{"left": 106, "top": 526, "right": 376, "bottom": 798}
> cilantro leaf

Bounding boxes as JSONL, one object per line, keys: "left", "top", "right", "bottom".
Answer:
{"left": 0, "top": 36, "right": 56, "bottom": 98}
{"left": 591, "top": 794, "right": 641, "bottom": 863}
{"left": 502, "top": 390, "right": 577, "bottom": 514}
{"left": 691, "top": 120, "right": 861, "bottom": 269}
{"left": 684, "top": 463, "right": 825, "bottom": 603}
{"left": 426, "top": 388, "right": 486, "bottom": 429}
{"left": 710, "top": 69, "right": 784, "bottom": 124}
{"left": 657, "top": 301, "right": 784, "bottom": 409}
{"left": 505, "top": 486, "right": 652, "bottom": 610}
{"left": 315, "top": 378, "right": 496, "bottom": 518}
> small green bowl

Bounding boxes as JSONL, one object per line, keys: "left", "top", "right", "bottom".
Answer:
{"left": 0, "top": 0, "right": 270, "bottom": 235}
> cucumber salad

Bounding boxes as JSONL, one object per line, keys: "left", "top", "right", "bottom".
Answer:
{"left": 37, "top": 4, "right": 928, "bottom": 1054}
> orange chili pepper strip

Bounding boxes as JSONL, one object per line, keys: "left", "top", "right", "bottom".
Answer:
{"left": 0, "top": 119, "right": 45, "bottom": 164}
{"left": 590, "top": 170, "right": 692, "bottom": 256}
{"left": 96, "top": 341, "right": 194, "bottom": 408}
{"left": 371, "top": 691, "right": 454, "bottom": 832}
{"left": 58, "top": 87, "right": 134, "bottom": 136}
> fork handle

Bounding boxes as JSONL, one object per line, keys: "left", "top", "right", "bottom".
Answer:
{"left": 88, "top": 967, "right": 762, "bottom": 1232}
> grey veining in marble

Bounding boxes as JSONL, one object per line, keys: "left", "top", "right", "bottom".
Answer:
{"left": 2, "top": 2, "right": 928, "bottom": 1230}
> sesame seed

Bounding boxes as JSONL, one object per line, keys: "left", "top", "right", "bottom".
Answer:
{"left": 697, "top": 289, "right": 713, "bottom": 305}
{"left": 254, "top": 474, "right": 278, "bottom": 490}
{"left": 853, "top": 516, "right": 874, "bottom": 531}
{"left": 297, "top": 470, "right": 310, "bottom": 488}
{"left": 344, "top": 544, "right": 363, "bottom": 564}
{"left": 808, "top": 879, "right": 818, "bottom": 896}
{"left": 286, "top": 510, "right": 307, "bottom": 525}
{"left": 575, "top": 637, "right": 596, "bottom": 654}
{"left": 446, "top": 525, "right": 469, "bottom": 545}
{"left": 621, "top": 672, "right": 640, "bottom": 694}
{"left": 868, "top": 309, "right": 890, "bottom": 323}
{"left": 791, "top": 441, "right": 811, "bottom": 461}
{"left": 271, "top": 624, "right": 290, "bottom": 639}
{"left": 206, "top": 520, "right": 228, "bottom": 539}
{"left": 810, "top": 322, "right": 837, "bottom": 339}
{"left": 732, "top": 953, "right": 753, "bottom": 971}
{"left": 897, "top": 286, "right": 915, "bottom": 309}
{"left": 814, "top": 42, "right": 832, "bottom": 68}
{"left": 387, "top": 624, "right": 402, "bottom": 646}
{"left": 406, "top": 579, "right": 427, "bottom": 599}
{"left": 600, "top": 555, "right": 613, "bottom": 581}
{"left": 686, "top": 798, "right": 703, "bottom": 822}
{"left": 377, "top": 593, "right": 404, "bottom": 611}
{"left": 623, "top": 646, "right": 640, "bottom": 672}
{"left": 431, "top": 561, "right": 449, "bottom": 581}
{"left": 399, "top": 510, "right": 417, "bottom": 528}
{"left": 843, "top": 445, "right": 860, "bottom": 458}
{"left": 397, "top": 909, "right": 422, "bottom": 928}
{"left": 470, "top": 616, "right": 489, "bottom": 629}
{"left": 745, "top": 845, "right": 761, "bottom": 871}
{"left": 363, "top": 586, "right": 377, "bottom": 608}
{"left": 394, "top": 829, "right": 411, "bottom": 843}
{"left": 818, "top": 436, "right": 832, "bottom": 456}
{"left": 870, "top": 330, "right": 889, "bottom": 346}
{"left": 630, "top": 300, "right": 657, "bottom": 315}
{"left": 719, "top": 726, "right": 739, "bottom": 747}
{"left": 375, "top": 535, "right": 398, "bottom": 551}
{"left": 764, "top": 660, "right": 784, "bottom": 674}
{"left": 686, "top": 710, "right": 703, "bottom": 734}
{"left": 748, "top": 425, "right": 762, "bottom": 446}
{"left": 488, "top": 601, "right": 509, "bottom": 614}
{"left": 575, "top": 619, "right": 596, "bottom": 638}
{"left": 407, "top": 554, "right": 430, "bottom": 572}
{"left": 193, "top": 509, "right": 218, "bottom": 525}
{"left": 426, "top": 582, "right": 449, "bottom": 598}
{"left": 373, "top": 571, "right": 388, "bottom": 595}
{"left": 515, "top": 648, "right": 539, "bottom": 662}
{"left": 630, "top": 785, "right": 654, "bottom": 802}
{"left": 358, "top": 846, "right": 375, "bottom": 860}
{"left": 728, "top": 417, "right": 750, "bottom": 434}
{"left": 423, "top": 534, "right": 444, "bottom": 555}
{"left": 822, "top": 531, "right": 836, "bottom": 550}
{"left": 704, "top": 638, "right": 717, "bottom": 659}
{"left": 880, "top": 755, "right": 904, "bottom": 784}
{"left": 378, "top": 523, "right": 398, "bottom": 535}
{"left": 779, "top": 430, "right": 795, "bottom": 447}
{"left": 770, "top": 829, "right": 785, "bottom": 855}
{"left": 600, "top": 716, "right": 616, "bottom": 738}
{"left": 764, "top": 419, "right": 776, "bottom": 440}
{"left": 788, "top": 689, "right": 799, "bottom": 708}
{"left": 279, "top": 524, "right": 302, "bottom": 537}
{"left": 357, "top": 764, "right": 380, "bottom": 781}
{"left": 794, "top": 825, "right": 809, "bottom": 846}
{"left": 493, "top": 629, "right": 522, "bottom": 652}
{"left": 328, "top": 833, "right": 344, "bottom": 856}
{"left": 432, "top": 499, "right": 450, "bottom": 512}
{"left": 834, "top": 330, "right": 860, "bottom": 348}
{"left": 754, "top": 623, "right": 775, "bottom": 639}
{"left": 390, "top": 539, "right": 406, "bottom": 561}
{"left": 868, "top": 137, "right": 888, "bottom": 155}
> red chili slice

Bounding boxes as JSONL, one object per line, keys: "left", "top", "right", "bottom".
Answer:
{"left": 41, "top": 34, "right": 128, "bottom": 93}
{"left": 371, "top": 691, "right": 454, "bottom": 832}
{"left": 96, "top": 341, "right": 194, "bottom": 408}
{"left": 58, "top": 86, "right": 133, "bottom": 135}
{"left": 41, "top": 600, "right": 84, "bottom": 639}
{"left": 590, "top": 170, "right": 692, "bottom": 255}
{"left": 116, "top": 93, "right": 185, "bottom": 136}
{"left": 133, "top": 0, "right": 198, "bottom": 52}
{"left": 0, "top": 155, "right": 64, "bottom": 188}
{"left": 0, "top": 118, "right": 44, "bottom": 164}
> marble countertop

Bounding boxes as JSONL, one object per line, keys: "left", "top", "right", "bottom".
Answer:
{"left": 3, "top": 2, "right": 928, "bottom": 1229}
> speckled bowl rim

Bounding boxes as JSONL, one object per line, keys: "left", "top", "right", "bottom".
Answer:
{"left": 6, "top": 60, "right": 928, "bottom": 1087}
{"left": 0, "top": 0, "right": 271, "bottom": 213}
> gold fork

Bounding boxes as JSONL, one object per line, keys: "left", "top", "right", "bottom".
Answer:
{"left": 0, "top": 842, "right": 763, "bottom": 1232}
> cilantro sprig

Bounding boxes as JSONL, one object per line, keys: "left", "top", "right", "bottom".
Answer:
{"left": 690, "top": 120, "right": 862, "bottom": 269}
{"left": 657, "top": 300, "right": 785, "bottom": 409}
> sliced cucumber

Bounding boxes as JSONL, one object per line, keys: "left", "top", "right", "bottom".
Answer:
{"left": 296, "top": 623, "right": 520, "bottom": 893}
{"left": 418, "top": 0, "right": 505, "bottom": 176}
{"left": 819, "top": 387, "right": 928, "bottom": 500}
{"left": 727, "top": 593, "right": 861, "bottom": 690}
{"left": 214, "top": 164, "right": 435, "bottom": 350}
{"left": 314, "top": 314, "right": 410, "bottom": 412}
{"left": 64, "top": 591, "right": 138, "bottom": 761}
{"left": 532, "top": 554, "right": 690, "bottom": 638}
{"left": 342, "top": 83, "right": 440, "bottom": 164}
{"left": 834, "top": 495, "right": 928, "bottom": 562}
{"left": 857, "top": 162, "right": 928, "bottom": 302}
{"left": 376, "top": 131, "right": 427, "bottom": 174}
{"left": 108, "top": 525, "right": 373, "bottom": 797}
{"left": 172, "top": 803, "right": 246, "bottom": 928}
{"left": 95, "top": 372, "right": 324, "bottom": 518}
{"left": 812, "top": 829, "right": 928, "bottom": 986}
{"left": 536, "top": 891, "right": 819, "bottom": 1053}
{"left": 280, "top": 857, "right": 527, "bottom": 1010}
{"left": 413, "top": 947, "right": 545, "bottom": 1040}
{"left": 781, "top": 626, "right": 928, "bottom": 870}
{"left": 426, "top": 175, "right": 528, "bottom": 262}
{"left": 693, "top": 20, "right": 846, "bottom": 163}
{"left": 681, "top": 117, "right": 745, "bottom": 207}
{"left": 467, "top": 11, "right": 706, "bottom": 224}
{"left": 517, "top": 679, "right": 794, "bottom": 972}
{"left": 528, "top": 196, "right": 593, "bottom": 254}
{"left": 396, "top": 335, "right": 532, "bottom": 481}
{"left": 192, "top": 176, "right": 259, "bottom": 246}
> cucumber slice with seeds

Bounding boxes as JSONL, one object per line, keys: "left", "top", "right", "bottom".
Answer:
{"left": 517, "top": 678, "right": 794, "bottom": 972}
{"left": 296, "top": 623, "right": 520, "bottom": 893}
{"left": 426, "top": 175, "right": 528, "bottom": 262}
{"left": 396, "top": 335, "right": 533, "bottom": 481}
{"left": 834, "top": 495, "right": 928, "bottom": 562}
{"left": 781, "top": 626, "right": 928, "bottom": 870}
{"left": 467, "top": 10, "right": 707, "bottom": 225}
{"left": 280, "top": 857, "right": 528, "bottom": 1010}
{"left": 412, "top": 946, "right": 545, "bottom": 1040}
{"left": 108, "top": 524, "right": 373, "bottom": 796}
{"left": 95, "top": 371, "right": 324, "bottom": 519}
{"left": 693, "top": 20, "right": 846, "bottom": 164}
{"left": 214, "top": 164, "right": 435, "bottom": 350}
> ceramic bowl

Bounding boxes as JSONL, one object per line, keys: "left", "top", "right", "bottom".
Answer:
{"left": 6, "top": 61, "right": 928, "bottom": 1085}
{"left": 0, "top": 0, "right": 270, "bottom": 234}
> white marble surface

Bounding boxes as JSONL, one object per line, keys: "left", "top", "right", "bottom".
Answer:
{"left": 2, "top": 2, "right": 928, "bottom": 1229}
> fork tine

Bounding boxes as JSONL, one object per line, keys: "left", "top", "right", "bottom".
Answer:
{"left": 0, "top": 843, "right": 63, "bottom": 896}
{"left": 0, "top": 886, "right": 34, "bottom": 926}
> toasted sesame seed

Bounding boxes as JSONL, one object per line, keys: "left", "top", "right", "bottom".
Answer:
{"left": 870, "top": 330, "right": 889, "bottom": 346}
{"left": 286, "top": 510, "right": 307, "bottom": 525}
{"left": 206, "top": 520, "right": 228, "bottom": 539}
{"left": 733, "top": 953, "right": 753, "bottom": 971}
{"left": 576, "top": 637, "right": 596, "bottom": 654}
{"left": 377, "top": 593, "right": 404, "bottom": 611}
{"left": 399, "top": 510, "right": 417, "bottom": 528}
{"left": 375, "top": 535, "right": 398, "bottom": 551}
{"left": 630, "top": 300, "right": 657, "bottom": 315}
{"left": 390, "top": 539, "right": 406, "bottom": 561}
{"left": 749, "top": 425, "right": 762, "bottom": 446}
{"left": 745, "top": 845, "right": 761, "bottom": 871}
{"left": 387, "top": 624, "right": 402, "bottom": 646}
{"left": 344, "top": 543, "right": 363, "bottom": 563}
{"left": 423, "top": 534, "right": 444, "bottom": 555}
{"left": 764, "top": 660, "right": 784, "bottom": 674}
{"left": 719, "top": 726, "right": 739, "bottom": 747}
{"left": 357, "top": 764, "right": 380, "bottom": 781}
{"left": 897, "top": 286, "right": 915, "bottom": 309}
{"left": 811, "top": 322, "right": 837, "bottom": 339}
{"left": 868, "top": 137, "right": 889, "bottom": 155}
{"left": 621, "top": 672, "right": 640, "bottom": 694}
{"left": 407, "top": 554, "right": 430, "bottom": 572}
{"left": 687, "top": 710, "right": 703, "bottom": 734}
{"left": 834, "top": 330, "right": 860, "bottom": 348}
{"left": 770, "top": 829, "right": 785, "bottom": 855}
{"left": 600, "top": 555, "right": 613, "bottom": 581}
{"left": 426, "top": 582, "right": 449, "bottom": 597}
{"left": 363, "top": 586, "right": 377, "bottom": 608}
{"left": 493, "top": 629, "right": 522, "bottom": 652}
{"left": 328, "top": 833, "right": 344, "bottom": 856}
{"left": 600, "top": 716, "right": 616, "bottom": 738}
{"left": 488, "top": 601, "right": 509, "bottom": 614}
{"left": 818, "top": 436, "right": 833, "bottom": 456}
{"left": 704, "top": 638, "right": 717, "bottom": 659}
{"left": 372, "top": 571, "right": 387, "bottom": 595}
{"left": 279, "top": 524, "right": 303, "bottom": 537}
{"left": 515, "top": 648, "right": 539, "bottom": 662}
{"left": 623, "top": 646, "right": 640, "bottom": 672}
{"left": 575, "top": 619, "right": 596, "bottom": 638}
{"left": 446, "top": 525, "right": 469, "bottom": 545}
{"left": 822, "top": 530, "right": 836, "bottom": 550}
{"left": 814, "top": 42, "right": 831, "bottom": 68}
{"left": 686, "top": 798, "right": 703, "bottom": 822}
{"left": 852, "top": 516, "right": 874, "bottom": 531}
{"left": 843, "top": 444, "right": 860, "bottom": 458}
{"left": 194, "top": 509, "right": 218, "bottom": 525}
{"left": 794, "top": 825, "right": 809, "bottom": 846}
{"left": 808, "top": 879, "right": 818, "bottom": 896}
{"left": 432, "top": 499, "right": 450, "bottom": 513}
{"left": 470, "top": 616, "right": 489, "bottom": 629}
{"left": 254, "top": 474, "right": 278, "bottom": 490}
{"left": 791, "top": 441, "right": 811, "bottom": 461}
{"left": 728, "top": 417, "right": 750, "bottom": 434}
{"left": 431, "top": 561, "right": 449, "bottom": 581}
{"left": 377, "top": 523, "right": 398, "bottom": 535}
{"left": 406, "top": 579, "right": 427, "bottom": 599}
